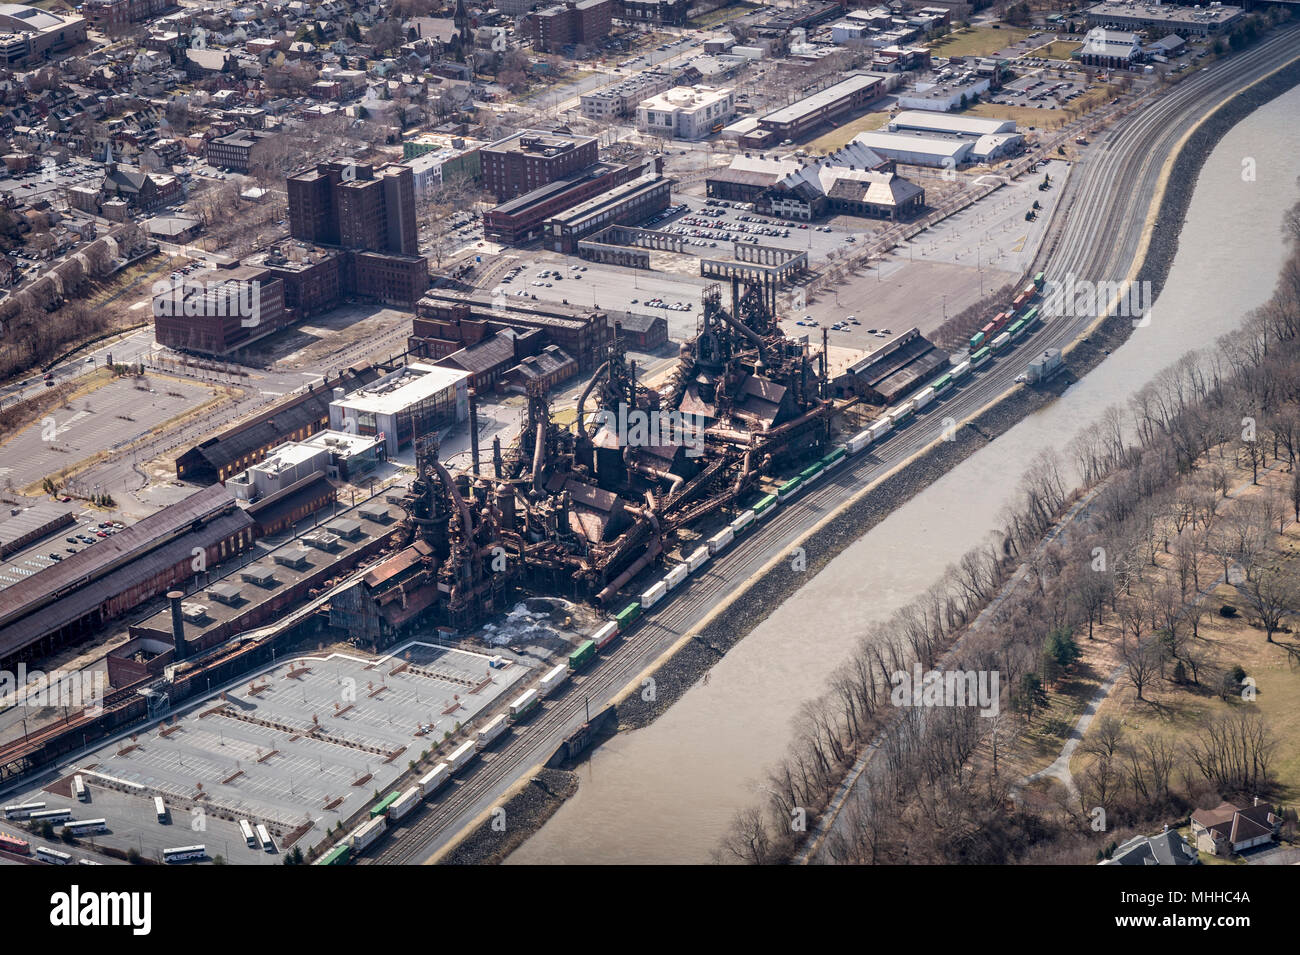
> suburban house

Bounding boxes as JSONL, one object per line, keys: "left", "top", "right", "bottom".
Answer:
{"left": 1190, "top": 798, "right": 1281, "bottom": 856}
{"left": 1100, "top": 829, "right": 1198, "bottom": 865}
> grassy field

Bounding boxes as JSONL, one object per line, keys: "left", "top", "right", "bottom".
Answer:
{"left": 806, "top": 111, "right": 891, "bottom": 154}
{"left": 1031, "top": 40, "right": 1082, "bottom": 60}
{"left": 928, "top": 26, "right": 1035, "bottom": 59}
{"left": 967, "top": 102, "right": 1069, "bottom": 130}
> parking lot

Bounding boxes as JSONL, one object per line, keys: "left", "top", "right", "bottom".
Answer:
{"left": 5, "top": 642, "right": 533, "bottom": 864}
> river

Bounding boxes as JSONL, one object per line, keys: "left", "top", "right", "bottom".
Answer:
{"left": 507, "top": 84, "right": 1300, "bottom": 865}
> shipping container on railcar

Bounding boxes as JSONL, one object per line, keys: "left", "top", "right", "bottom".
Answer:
{"left": 970, "top": 346, "right": 991, "bottom": 367}
{"left": 989, "top": 331, "right": 1011, "bottom": 353}
{"left": 664, "top": 562, "right": 689, "bottom": 589}
{"left": 419, "top": 762, "right": 452, "bottom": 797}
{"left": 591, "top": 621, "right": 619, "bottom": 649}
{"left": 539, "top": 663, "right": 569, "bottom": 697}
{"left": 641, "top": 580, "right": 668, "bottom": 608}
{"left": 951, "top": 360, "right": 972, "bottom": 380}
{"left": 707, "top": 527, "right": 734, "bottom": 554}
{"left": 369, "top": 792, "right": 401, "bottom": 819}
{"left": 614, "top": 602, "right": 641, "bottom": 629}
{"left": 509, "top": 688, "right": 541, "bottom": 721}
{"left": 388, "top": 787, "right": 421, "bottom": 821}
{"left": 686, "top": 545, "right": 711, "bottom": 572}
{"left": 568, "top": 639, "right": 597, "bottom": 671}
{"left": 476, "top": 714, "right": 508, "bottom": 750}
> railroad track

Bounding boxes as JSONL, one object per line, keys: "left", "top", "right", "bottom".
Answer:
{"left": 362, "top": 29, "right": 1300, "bottom": 866}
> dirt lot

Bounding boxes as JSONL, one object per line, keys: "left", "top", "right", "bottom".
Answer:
{"left": 806, "top": 111, "right": 892, "bottom": 153}
{"left": 928, "top": 26, "right": 1036, "bottom": 59}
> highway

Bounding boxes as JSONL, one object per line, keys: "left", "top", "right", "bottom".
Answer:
{"left": 359, "top": 26, "right": 1300, "bottom": 867}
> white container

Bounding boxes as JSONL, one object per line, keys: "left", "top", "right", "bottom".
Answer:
{"left": 418, "top": 763, "right": 452, "bottom": 797}
{"left": 641, "top": 580, "right": 668, "bottom": 608}
{"left": 664, "top": 563, "right": 689, "bottom": 590}
{"left": 447, "top": 740, "right": 477, "bottom": 773}
{"left": 846, "top": 429, "right": 872, "bottom": 454}
{"left": 389, "top": 786, "right": 420, "bottom": 821}
{"left": 686, "top": 546, "right": 711, "bottom": 572}
{"left": 348, "top": 816, "right": 387, "bottom": 852}
{"left": 539, "top": 663, "right": 568, "bottom": 696}
{"left": 707, "top": 527, "right": 734, "bottom": 554}
{"left": 912, "top": 388, "right": 934, "bottom": 411}
{"left": 476, "top": 714, "right": 508, "bottom": 750}
{"left": 510, "top": 688, "right": 540, "bottom": 716}
{"left": 729, "top": 510, "right": 755, "bottom": 533}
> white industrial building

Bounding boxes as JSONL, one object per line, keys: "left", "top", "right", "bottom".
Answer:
{"left": 851, "top": 130, "right": 972, "bottom": 168}
{"left": 637, "top": 86, "right": 736, "bottom": 140}
{"left": 895, "top": 76, "right": 991, "bottom": 112}
{"left": 888, "top": 110, "right": 1015, "bottom": 136}
{"left": 226, "top": 430, "right": 384, "bottom": 501}
{"left": 328, "top": 363, "right": 469, "bottom": 456}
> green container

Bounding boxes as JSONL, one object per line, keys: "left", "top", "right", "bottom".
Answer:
{"left": 752, "top": 494, "right": 777, "bottom": 515}
{"left": 569, "top": 639, "right": 596, "bottom": 670}
{"left": 1033, "top": 271, "right": 1045, "bottom": 288}
{"left": 931, "top": 374, "right": 952, "bottom": 392}
{"left": 822, "top": 446, "right": 846, "bottom": 465}
{"left": 971, "top": 346, "right": 991, "bottom": 365}
{"left": 614, "top": 603, "right": 641, "bottom": 628}
{"left": 1021, "top": 305, "right": 1039, "bottom": 326}
{"left": 799, "top": 463, "right": 824, "bottom": 482}
{"left": 370, "top": 792, "right": 401, "bottom": 818}
{"left": 778, "top": 477, "right": 803, "bottom": 499}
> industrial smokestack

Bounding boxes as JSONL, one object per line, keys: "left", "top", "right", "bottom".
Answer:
{"left": 469, "top": 388, "right": 480, "bottom": 476}
{"left": 168, "top": 591, "right": 187, "bottom": 660}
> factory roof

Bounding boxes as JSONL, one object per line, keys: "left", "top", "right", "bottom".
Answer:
{"left": 851, "top": 130, "right": 973, "bottom": 160}
{"left": 331, "top": 363, "right": 468, "bottom": 416}
{"left": 888, "top": 110, "right": 1015, "bottom": 137}
{"left": 760, "top": 73, "right": 883, "bottom": 126}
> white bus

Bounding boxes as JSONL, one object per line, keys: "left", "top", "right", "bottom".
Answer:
{"left": 154, "top": 797, "right": 167, "bottom": 823}
{"left": 63, "top": 818, "right": 107, "bottom": 836}
{"left": 73, "top": 775, "right": 87, "bottom": 801}
{"left": 36, "top": 846, "right": 73, "bottom": 865}
{"left": 256, "top": 824, "right": 273, "bottom": 852}
{"left": 28, "top": 808, "right": 72, "bottom": 823}
{"left": 239, "top": 819, "right": 256, "bottom": 848}
{"left": 162, "top": 845, "right": 206, "bottom": 864}
{"left": 3, "top": 802, "right": 45, "bottom": 819}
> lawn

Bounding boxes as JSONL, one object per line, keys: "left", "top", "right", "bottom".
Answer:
{"left": 928, "top": 26, "right": 1035, "bottom": 59}
{"left": 687, "top": 1, "right": 760, "bottom": 29}
{"left": 967, "top": 102, "right": 1069, "bottom": 130}
{"left": 1031, "top": 40, "right": 1082, "bottom": 60}
{"left": 806, "top": 111, "right": 891, "bottom": 154}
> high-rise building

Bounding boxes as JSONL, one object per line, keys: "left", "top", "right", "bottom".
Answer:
{"left": 287, "top": 161, "right": 418, "bottom": 256}
{"left": 479, "top": 130, "right": 599, "bottom": 201}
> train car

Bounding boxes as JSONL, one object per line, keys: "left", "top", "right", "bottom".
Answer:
{"left": 240, "top": 818, "right": 256, "bottom": 847}
{"left": 315, "top": 844, "right": 351, "bottom": 866}
{"left": 509, "top": 688, "right": 540, "bottom": 721}
{"left": 0, "top": 830, "right": 30, "bottom": 855}
{"left": 889, "top": 401, "right": 915, "bottom": 426}
{"left": 845, "top": 429, "right": 873, "bottom": 455}
{"left": 476, "top": 714, "right": 508, "bottom": 751}
{"left": 347, "top": 817, "right": 386, "bottom": 853}
{"left": 930, "top": 373, "right": 953, "bottom": 394}
{"left": 798, "top": 461, "right": 824, "bottom": 485}
{"left": 664, "top": 563, "right": 689, "bottom": 589}
{"left": 1012, "top": 289, "right": 1031, "bottom": 310}
{"left": 73, "top": 775, "right": 86, "bottom": 802}
{"left": 257, "top": 824, "right": 274, "bottom": 852}
{"left": 777, "top": 476, "right": 803, "bottom": 501}
{"left": 162, "top": 845, "right": 206, "bottom": 864}
{"left": 970, "top": 346, "right": 991, "bottom": 367}
{"left": 751, "top": 494, "right": 777, "bottom": 520}
{"left": 912, "top": 388, "right": 934, "bottom": 412}
{"left": 388, "top": 787, "right": 421, "bottom": 821}
{"left": 979, "top": 321, "right": 997, "bottom": 340}
{"left": 729, "top": 510, "right": 756, "bottom": 535}
{"left": 62, "top": 818, "right": 107, "bottom": 836}
{"left": 369, "top": 792, "right": 401, "bottom": 819}
{"left": 641, "top": 580, "right": 667, "bottom": 608}
{"left": 614, "top": 602, "right": 641, "bottom": 629}
{"left": 1021, "top": 305, "right": 1040, "bottom": 327}
{"left": 685, "top": 546, "right": 711, "bottom": 573}
{"left": 38, "top": 846, "right": 74, "bottom": 865}
{"left": 592, "top": 621, "right": 619, "bottom": 649}
{"left": 822, "top": 446, "right": 847, "bottom": 469}
{"left": 1033, "top": 271, "right": 1045, "bottom": 289}
{"left": 418, "top": 763, "right": 452, "bottom": 798}
{"left": 568, "top": 639, "right": 596, "bottom": 671}
{"left": 707, "top": 527, "right": 734, "bottom": 554}
{"left": 868, "top": 417, "right": 893, "bottom": 442}
{"left": 991, "top": 311, "right": 1012, "bottom": 334}
{"left": 539, "top": 663, "right": 569, "bottom": 697}
{"left": 951, "top": 360, "right": 972, "bottom": 380}
{"left": 154, "top": 796, "right": 167, "bottom": 823}
{"left": 969, "top": 330, "right": 986, "bottom": 351}
{"left": 4, "top": 803, "right": 45, "bottom": 819}
{"left": 29, "top": 808, "right": 71, "bottom": 824}
{"left": 989, "top": 331, "right": 1011, "bottom": 353}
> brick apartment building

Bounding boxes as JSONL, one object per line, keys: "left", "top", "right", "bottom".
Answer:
{"left": 528, "top": 0, "right": 615, "bottom": 54}
{"left": 479, "top": 130, "right": 599, "bottom": 201}
{"left": 205, "top": 129, "right": 277, "bottom": 173}
{"left": 80, "top": 0, "right": 175, "bottom": 27}
{"left": 288, "top": 160, "right": 419, "bottom": 256}
{"left": 152, "top": 265, "right": 288, "bottom": 355}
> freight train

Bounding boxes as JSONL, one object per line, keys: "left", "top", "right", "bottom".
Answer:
{"left": 969, "top": 272, "right": 1045, "bottom": 352}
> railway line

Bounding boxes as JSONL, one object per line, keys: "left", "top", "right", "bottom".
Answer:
{"left": 362, "top": 28, "right": 1300, "bottom": 866}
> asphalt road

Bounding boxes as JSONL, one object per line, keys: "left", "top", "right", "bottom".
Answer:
{"left": 359, "top": 26, "right": 1300, "bottom": 867}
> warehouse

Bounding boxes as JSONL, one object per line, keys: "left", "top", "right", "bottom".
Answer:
{"left": 1078, "top": 28, "right": 1142, "bottom": 69}
{"left": 888, "top": 110, "right": 1015, "bottom": 137}
{"left": 0, "top": 485, "right": 255, "bottom": 671}
{"left": 895, "top": 77, "right": 991, "bottom": 113}
{"left": 749, "top": 73, "right": 886, "bottom": 145}
{"left": 844, "top": 327, "right": 949, "bottom": 403}
{"left": 850, "top": 130, "right": 973, "bottom": 168}
{"left": 483, "top": 162, "right": 635, "bottom": 246}
{"left": 545, "top": 173, "right": 674, "bottom": 252}
{"left": 636, "top": 86, "right": 736, "bottom": 141}
{"left": 1085, "top": 1, "right": 1243, "bottom": 37}
{"left": 174, "top": 367, "right": 382, "bottom": 483}
{"left": 328, "top": 363, "right": 470, "bottom": 456}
